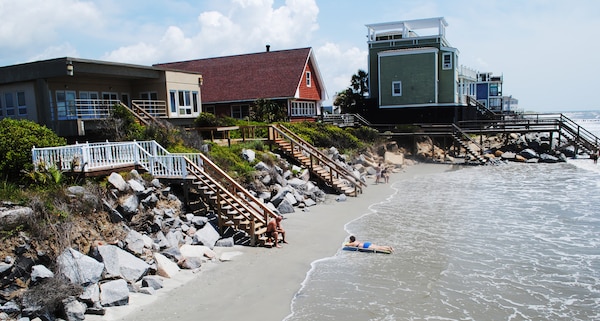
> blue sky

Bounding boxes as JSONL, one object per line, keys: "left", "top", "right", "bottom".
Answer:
{"left": 1, "top": 0, "right": 598, "bottom": 112}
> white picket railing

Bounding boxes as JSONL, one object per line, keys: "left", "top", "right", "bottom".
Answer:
{"left": 31, "top": 140, "right": 203, "bottom": 178}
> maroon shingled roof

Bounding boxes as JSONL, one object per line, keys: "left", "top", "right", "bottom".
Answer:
{"left": 156, "top": 47, "right": 312, "bottom": 104}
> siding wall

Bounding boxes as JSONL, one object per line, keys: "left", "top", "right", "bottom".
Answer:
{"left": 297, "top": 60, "right": 322, "bottom": 101}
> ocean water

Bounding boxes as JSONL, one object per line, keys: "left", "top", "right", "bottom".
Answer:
{"left": 284, "top": 112, "right": 600, "bottom": 321}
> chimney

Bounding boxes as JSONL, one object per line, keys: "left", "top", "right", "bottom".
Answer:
{"left": 266, "top": 44, "right": 270, "bottom": 52}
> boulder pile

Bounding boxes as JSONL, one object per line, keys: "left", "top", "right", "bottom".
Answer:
{"left": 0, "top": 143, "right": 406, "bottom": 320}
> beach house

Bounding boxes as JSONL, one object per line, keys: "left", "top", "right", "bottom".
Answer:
{"left": 155, "top": 46, "right": 327, "bottom": 122}
{"left": 365, "top": 17, "right": 501, "bottom": 124}
{"left": 0, "top": 58, "right": 203, "bottom": 138}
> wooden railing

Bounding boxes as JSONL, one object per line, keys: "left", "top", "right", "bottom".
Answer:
{"left": 269, "top": 124, "right": 365, "bottom": 195}
{"left": 31, "top": 140, "right": 276, "bottom": 225}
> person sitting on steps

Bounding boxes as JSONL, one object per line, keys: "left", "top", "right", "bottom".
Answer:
{"left": 266, "top": 216, "right": 287, "bottom": 248}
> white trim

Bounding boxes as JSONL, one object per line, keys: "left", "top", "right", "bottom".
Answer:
{"left": 442, "top": 52, "right": 452, "bottom": 70}
{"left": 378, "top": 47, "right": 439, "bottom": 57}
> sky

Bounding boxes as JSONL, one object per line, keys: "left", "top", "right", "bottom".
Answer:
{"left": 1, "top": 0, "right": 598, "bottom": 112}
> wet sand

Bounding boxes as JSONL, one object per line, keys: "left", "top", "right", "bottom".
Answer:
{"left": 88, "top": 163, "right": 451, "bottom": 321}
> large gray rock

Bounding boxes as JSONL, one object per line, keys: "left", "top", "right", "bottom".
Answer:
{"left": 119, "top": 194, "right": 139, "bottom": 216}
{"left": 242, "top": 149, "right": 256, "bottom": 162}
{"left": 180, "top": 244, "right": 216, "bottom": 260}
{"left": 108, "top": 173, "right": 128, "bottom": 192}
{"left": 127, "top": 179, "right": 145, "bottom": 193}
{"left": 277, "top": 199, "right": 295, "bottom": 214}
{"left": 97, "top": 245, "right": 150, "bottom": 283}
{"left": 154, "top": 253, "right": 180, "bottom": 278}
{"left": 193, "top": 223, "right": 220, "bottom": 249}
{"left": 0, "top": 301, "right": 20, "bottom": 314}
{"left": 141, "top": 275, "right": 164, "bottom": 290}
{"left": 100, "top": 279, "right": 129, "bottom": 307}
{"left": 62, "top": 296, "right": 87, "bottom": 321}
{"left": 80, "top": 283, "right": 100, "bottom": 304}
{"left": 57, "top": 248, "right": 104, "bottom": 285}
{"left": 0, "top": 204, "right": 33, "bottom": 228}
{"left": 125, "top": 229, "right": 151, "bottom": 255}
{"left": 31, "top": 264, "right": 54, "bottom": 282}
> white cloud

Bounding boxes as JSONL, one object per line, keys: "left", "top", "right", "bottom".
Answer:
{"left": 0, "top": 0, "right": 101, "bottom": 49}
{"left": 28, "top": 43, "right": 80, "bottom": 62}
{"left": 103, "top": 0, "right": 319, "bottom": 64}
{"left": 315, "top": 43, "right": 368, "bottom": 101}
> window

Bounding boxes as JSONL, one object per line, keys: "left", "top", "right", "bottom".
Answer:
{"left": 291, "top": 101, "right": 315, "bottom": 116}
{"left": 169, "top": 91, "right": 177, "bottom": 113}
{"left": 178, "top": 90, "right": 192, "bottom": 115}
{"left": 489, "top": 83, "right": 499, "bottom": 96}
{"left": 56, "top": 90, "right": 77, "bottom": 120}
{"left": 489, "top": 98, "right": 502, "bottom": 111}
{"left": 192, "top": 91, "right": 199, "bottom": 113}
{"left": 79, "top": 91, "right": 99, "bottom": 118}
{"left": 140, "top": 92, "right": 158, "bottom": 100}
{"left": 204, "top": 105, "right": 215, "bottom": 114}
{"left": 306, "top": 71, "right": 311, "bottom": 87}
{"left": 442, "top": 52, "right": 452, "bottom": 70}
{"left": 4, "top": 93, "right": 15, "bottom": 116}
{"left": 392, "top": 81, "right": 402, "bottom": 97}
{"left": 0, "top": 93, "right": 3, "bottom": 116}
{"left": 231, "top": 104, "right": 250, "bottom": 119}
{"left": 17, "top": 92, "right": 27, "bottom": 115}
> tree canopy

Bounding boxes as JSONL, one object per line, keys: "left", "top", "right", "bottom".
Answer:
{"left": 333, "top": 69, "right": 369, "bottom": 114}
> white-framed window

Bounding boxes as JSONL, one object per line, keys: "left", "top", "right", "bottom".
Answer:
{"left": 442, "top": 52, "right": 452, "bottom": 70}
{"left": 192, "top": 91, "right": 199, "bottom": 113}
{"left": 56, "top": 90, "right": 77, "bottom": 120}
{"left": 169, "top": 91, "right": 177, "bottom": 113}
{"left": 178, "top": 90, "right": 192, "bottom": 115}
{"left": 392, "top": 81, "right": 402, "bottom": 97}
{"left": 306, "top": 71, "right": 311, "bottom": 87}
{"left": 79, "top": 91, "right": 99, "bottom": 118}
{"left": 291, "top": 101, "right": 315, "bottom": 116}
{"left": 231, "top": 104, "right": 250, "bottom": 119}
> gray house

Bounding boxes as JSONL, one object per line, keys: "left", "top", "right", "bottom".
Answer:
{"left": 0, "top": 57, "right": 203, "bottom": 138}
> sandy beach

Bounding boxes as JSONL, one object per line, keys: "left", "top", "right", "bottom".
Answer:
{"left": 88, "top": 162, "right": 451, "bottom": 321}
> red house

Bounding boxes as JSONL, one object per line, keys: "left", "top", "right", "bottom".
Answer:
{"left": 156, "top": 46, "right": 327, "bottom": 122}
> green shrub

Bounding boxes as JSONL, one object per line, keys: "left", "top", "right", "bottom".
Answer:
{"left": 195, "top": 112, "right": 219, "bottom": 127}
{"left": 206, "top": 143, "right": 256, "bottom": 184}
{"left": 0, "top": 118, "right": 66, "bottom": 180}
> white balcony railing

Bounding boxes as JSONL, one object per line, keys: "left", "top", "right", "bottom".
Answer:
{"left": 73, "top": 99, "right": 167, "bottom": 119}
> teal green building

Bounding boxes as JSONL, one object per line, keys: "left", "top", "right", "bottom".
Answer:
{"left": 365, "top": 17, "right": 481, "bottom": 123}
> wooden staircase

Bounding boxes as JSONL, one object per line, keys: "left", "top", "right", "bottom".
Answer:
{"left": 268, "top": 124, "right": 366, "bottom": 196}
{"left": 450, "top": 124, "right": 487, "bottom": 164}
{"left": 31, "top": 140, "right": 278, "bottom": 247}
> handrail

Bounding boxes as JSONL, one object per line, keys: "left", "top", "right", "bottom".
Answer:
{"left": 129, "top": 101, "right": 166, "bottom": 128}
{"left": 269, "top": 125, "right": 364, "bottom": 195}
{"left": 187, "top": 150, "right": 276, "bottom": 223}
{"left": 31, "top": 140, "right": 276, "bottom": 243}
{"left": 185, "top": 159, "right": 270, "bottom": 227}
{"left": 451, "top": 123, "right": 486, "bottom": 163}
{"left": 275, "top": 124, "right": 366, "bottom": 188}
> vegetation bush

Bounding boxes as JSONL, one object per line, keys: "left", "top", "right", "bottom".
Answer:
{"left": 284, "top": 121, "right": 362, "bottom": 152}
{"left": 205, "top": 142, "right": 257, "bottom": 184}
{"left": 0, "top": 118, "right": 66, "bottom": 181}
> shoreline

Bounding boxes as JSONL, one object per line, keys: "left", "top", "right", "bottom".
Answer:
{"left": 89, "top": 162, "right": 452, "bottom": 321}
